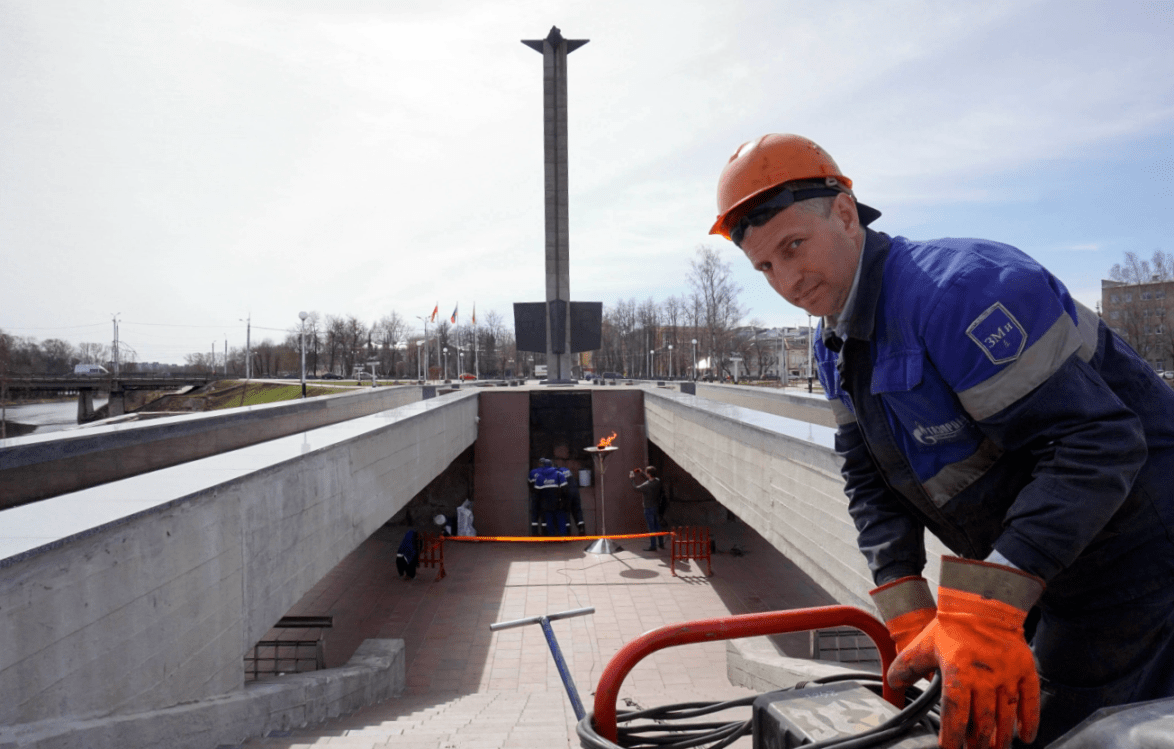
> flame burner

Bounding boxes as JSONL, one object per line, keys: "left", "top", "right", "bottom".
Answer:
{"left": 584, "top": 442, "right": 620, "bottom": 554}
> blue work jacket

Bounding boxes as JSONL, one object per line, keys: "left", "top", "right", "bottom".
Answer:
{"left": 816, "top": 230, "right": 1174, "bottom": 609}
{"left": 528, "top": 465, "right": 566, "bottom": 511}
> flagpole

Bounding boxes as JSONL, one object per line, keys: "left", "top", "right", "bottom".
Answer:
{"left": 473, "top": 303, "right": 479, "bottom": 379}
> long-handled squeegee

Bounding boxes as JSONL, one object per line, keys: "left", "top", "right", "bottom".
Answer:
{"left": 490, "top": 606, "right": 596, "bottom": 721}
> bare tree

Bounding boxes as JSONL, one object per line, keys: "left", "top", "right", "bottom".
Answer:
{"left": 184, "top": 351, "right": 216, "bottom": 373}
{"left": 688, "top": 245, "right": 745, "bottom": 380}
{"left": 478, "top": 309, "right": 509, "bottom": 377}
{"left": 611, "top": 298, "right": 638, "bottom": 376}
{"left": 636, "top": 298, "right": 660, "bottom": 377}
{"left": 1109, "top": 249, "right": 1173, "bottom": 285}
{"left": 376, "top": 312, "right": 408, "bottom": 377}
{"left": 663, "top": 295, "right": 682, "bottom": 377}
{"left": 1107, "top": 249, "right": 1174, "bottom": 365}
{"left": 303, "top": 311, "right": 322, "bottom": 376}
{"left": 320, "top": 315, "right": 346, "bottom": 376}
{"left": 40, "top": 339, "right": 76, "bottom": 374}
{"left": 77, "top": 342, "right": 111, "bottom": 366}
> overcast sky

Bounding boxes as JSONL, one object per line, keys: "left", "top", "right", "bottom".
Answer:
{"left": 3, "top": 0, "right": 1172, "bottom": 364}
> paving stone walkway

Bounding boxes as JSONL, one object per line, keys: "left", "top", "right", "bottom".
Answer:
{"left": 241, "top": 521, "right": 836, "bottom": 748}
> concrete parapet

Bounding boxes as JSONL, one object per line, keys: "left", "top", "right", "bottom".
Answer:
{"left": 0, "top": 385, "right": 426, "bottom": 509}
{"left": 692, "top": 382, "right": 836, "bottom": 427}
{"left": 0, "top": 639, "right": 405, "bottom": 749}
{"left": 0, "top": 392, "right": 477, "bottom": 727}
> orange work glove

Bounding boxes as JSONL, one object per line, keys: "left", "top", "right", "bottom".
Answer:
{"left": 869, "top": 576, "right": 936, "bottom": 653}
{"left": 888, "top": 557, "right": 1044, "bottom": 749}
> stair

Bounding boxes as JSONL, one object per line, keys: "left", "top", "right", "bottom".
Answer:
{"left": 243, "top": 690, "right": 579, "bottom": 748}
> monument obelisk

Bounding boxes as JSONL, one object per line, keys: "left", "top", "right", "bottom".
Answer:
{"left": 521, "top": 26, "right": 588, "bottom": 382}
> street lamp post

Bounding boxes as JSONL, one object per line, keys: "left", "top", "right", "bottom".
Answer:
{"left": 414, "top": 315, "right": 432, "bottom": 383}
{"left": 778, "top": 328, "right": 785, "bottom": 387}
{"left": 691, "top": 339, "right": 697, "bottom": 381}
{"left": 416, "top": 341, "right": 423, "bottom": 381}
{"left": 667, "top": 344, "right": 673, "bottom": 379}
{"left": 443, "top": 347, "right": 449, "bottom": 381}
{"left": 649, "top": 349, "right": 654, "bottom": 378}
{"left": 299, "top": 311, "right": 308, "bottom": 398}
{"left": 240, "top": 316, "right": 251, "bottom": 380}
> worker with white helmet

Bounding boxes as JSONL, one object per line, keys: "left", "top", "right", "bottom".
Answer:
{"left": 711, "top": 134, "right": 1174, "bottom": 748}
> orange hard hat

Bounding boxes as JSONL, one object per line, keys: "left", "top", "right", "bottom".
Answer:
{"left": 709, "top": 134, "right": 854, "bottom": 240}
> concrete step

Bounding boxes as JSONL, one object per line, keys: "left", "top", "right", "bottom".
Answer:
{"left": 244, "top": 690, "right": 579, "bottom": 748}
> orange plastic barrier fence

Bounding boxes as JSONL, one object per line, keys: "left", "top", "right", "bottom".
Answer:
{"left": 419, "top": 531, "right": 446, "bottom": 581}
{"left": 446, "top": 531, "right": 672, "bottom": 543}
{"left": 669, "top": 526, "right": 712, "bottom": 576}
{"left": 592, "top": 605, "right": 900, "bottom": 742}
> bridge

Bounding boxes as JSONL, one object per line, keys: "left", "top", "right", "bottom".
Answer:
{"left": 2, "top": 374, "right": 214, "bottom": 422}
{"left": 0, "top": 382, "right": 950, "bottom": 748}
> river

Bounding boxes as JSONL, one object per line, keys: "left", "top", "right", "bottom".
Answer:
{"left": 1, "top": 398, "right": 107, "bottom": 436}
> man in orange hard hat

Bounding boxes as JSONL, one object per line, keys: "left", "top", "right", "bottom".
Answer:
{"left": 711, "top": 134, "right": 1174, "bottom": 747}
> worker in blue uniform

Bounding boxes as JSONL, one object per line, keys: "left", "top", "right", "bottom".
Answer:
{"left": 557, "top": 463, "right": 587, "bottom": 535}
{"left": 710, "top": 134, "right": 1174, "bottom": 748}
{"left": 527, "top": 461, "right": 545, "bottom": 535}
{"left": 529, "top": 458, "right": 567, "bottom": 536}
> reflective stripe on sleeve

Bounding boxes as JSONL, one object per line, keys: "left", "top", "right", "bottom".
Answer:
{"left": 831, "top": 398, "right": 857, "bottom": 425}
{"left": 957, "top": 302, "right": 1098, "bottom": 421}
{"left": 921, "top": 437, "right": 1004, "bottom": 508}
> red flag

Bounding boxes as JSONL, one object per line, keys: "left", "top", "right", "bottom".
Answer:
{"left": 472, "top": 302, "right": 476, "bottom": 326}
{"left": 450, "top": 302, "right": 459, "bottom": 324}
{"left": 430, "top": 303, "right": 438, "bottom": 323}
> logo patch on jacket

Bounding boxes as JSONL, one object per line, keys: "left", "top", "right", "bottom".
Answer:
{"left": 966, "top": 302, "right": 1026, "bottom": 365}
{"left": 912, "top": 417, "right": 969, "bottom": 446}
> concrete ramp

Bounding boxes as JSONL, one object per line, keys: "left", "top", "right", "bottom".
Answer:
{"left": 0, "top": 391, "right": 477, "bottom": 728}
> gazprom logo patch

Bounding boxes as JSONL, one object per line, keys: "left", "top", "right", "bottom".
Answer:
{"left": 913, "top": 417, "right": 969, "bottom": 446}
{"left": 966, "top": 302, "right": 1026, "bottom": 365}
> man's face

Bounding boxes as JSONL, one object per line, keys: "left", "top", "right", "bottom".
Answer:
{"left": 740, "top": 194, "right": 863, "bottom": 317}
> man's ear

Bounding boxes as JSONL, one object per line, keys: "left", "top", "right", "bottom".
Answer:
{"left": 833, "top": 192, "right": 860, "bottom": 235}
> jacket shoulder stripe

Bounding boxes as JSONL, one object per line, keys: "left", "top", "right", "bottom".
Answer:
{"left": 957, "top": 306, "right": 1096, "bottom": 421}
{"left": 831, "top": 398, "right": 857, "bottom": 425}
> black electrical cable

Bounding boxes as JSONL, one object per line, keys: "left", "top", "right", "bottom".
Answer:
{"left": 575, "top": 673, "right": 943, "bottom": 749}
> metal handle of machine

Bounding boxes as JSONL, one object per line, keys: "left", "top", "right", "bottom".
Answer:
{"left": 591, "top": 604, "right": 899, "bottom": 742}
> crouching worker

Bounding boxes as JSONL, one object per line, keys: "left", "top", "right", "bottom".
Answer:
{"left": 396, "top": 529, "right": 422, "bottom": 580}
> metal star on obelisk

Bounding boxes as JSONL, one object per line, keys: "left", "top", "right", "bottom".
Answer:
{"left": 514, "top": 27, "right": 601, "bottom": 383}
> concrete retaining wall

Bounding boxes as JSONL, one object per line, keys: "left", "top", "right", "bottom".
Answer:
{"left": 0, "top": 385, "right": 426, "bottom": 509}
{"left": 726, "top": 637, "right": 866, "bottom": 694}
{"left": 0, "top": 639, "right": 404, "bottom": 749}
{"left": 692, "top": 382, "right": 836, "bottom": 428}
{"left": 645, "top": 389, "right": 945, "bottom": 611}
{"left": 0, "top": 392, "right": 477, "bottom": 728}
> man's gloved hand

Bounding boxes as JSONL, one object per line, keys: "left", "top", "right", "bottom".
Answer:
{"left": 888, "top": 557, "right": 1044, "bottom": 749}
{"left": 869, "top": 576, "right": 936, "bottom": 653}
